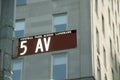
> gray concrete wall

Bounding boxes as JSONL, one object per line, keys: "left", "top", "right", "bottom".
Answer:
{"left": 79, "top": 0, "right": 92, "bottom": 77}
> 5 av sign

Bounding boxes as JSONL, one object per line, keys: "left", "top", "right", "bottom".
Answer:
{"left": 18, "top": 30, "right": 77, "bottom": 56}
{"left": 20, "top": 37, "right": 51, "bottom": 56}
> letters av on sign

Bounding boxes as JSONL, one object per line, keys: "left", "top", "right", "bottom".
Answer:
{"left": 18, "top": 30, "right": 77, "bottom": 56}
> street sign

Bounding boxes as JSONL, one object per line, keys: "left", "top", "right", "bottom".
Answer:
{"left": 18, "top": 30, "right": 77, "bottom": 56}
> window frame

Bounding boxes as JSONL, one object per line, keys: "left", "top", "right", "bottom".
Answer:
{"left": 102, "top": 14, "right": 105, "bottom": 36}
{"left": 105, "top": 74, "right": 107, "bottom": 80}
{"left": 12, "top": 59, "right": 23, "bottom": 80}
{"left": 95, "top": 0, "right": 98, "bottom": 16}
{"left": 110, "top": 38, "right": 113, "bottom": 59}
{"left": 51, "top": 53, "right": 68, "bottom": 80}
{"left": 97, "top": 57, "right": 101, "bottom": 80}
{"left": 96, "top": 28, "right": 100, "bottom": 53}
{"left": 112, "top": 69, "right": 114, "bottom": 80}
{"left": 52, "top": 13, "right": 68, "bottom": 32}
{"left": 103, "top": 47, "right": 107, "bottom": 69}
{"left": 15, "top": 19, "right": 25, "bottom": 38}
{"left": 108, "top": 8, "right": 111, "bottom": 26}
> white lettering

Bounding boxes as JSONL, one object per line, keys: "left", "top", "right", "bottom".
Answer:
{"left": 35, "top": 37, "right": 51, "bottom": 53}
{"left": 44, "top": 37, "right": 51, "bottom": 51}
{"left": 35, "top": 39, "right": 44, "bottom": 53}
{"left": 20, "top": 41, "right": 27, "bottom": 55}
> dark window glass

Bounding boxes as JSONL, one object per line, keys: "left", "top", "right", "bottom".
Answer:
{"left": 12, "top": 60, "right": 22, "bottom": 80}
{"left": 53, "top": 13, "right": 67, "bottom": 32}
{"left": 53, "top": 64, "right": 66, "bottom": 80}
{"left": 13, "top": 70, "right": 21, "bottom": 80}
{"left": 16, "top": 0, "right": 26, "bottom": 5}
{"left": 15, "top": 19, "right": 25, "bottom": 38}
{"left": 54, "top": 24, "right": 67, "bottom": 32}
{"left": 53, "top": 54, "right": 67, "bottom": 80}
{"left": 15, "top": 30, "right": 24, "bottom": 38}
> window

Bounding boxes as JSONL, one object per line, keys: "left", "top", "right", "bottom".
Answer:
{"left": 102, "top": 0, "right": 104, "bottom": 5}
{"left": 119, "top": 66, "right": 120, "bottom": 79}
{"left": 53, "top": 13, "right": 67, "bottom": 32}
{"left": 108, "top": 8, "right": 111, "bottom": 25}
{"left": 105, "top": 74, "right": 107, "bottom": 80}
{"left": 110, "top": 39, "right": 113, "bottom": 59}
{"left": 97, "top": 68, "right": 101, "bottom": 80}
{"left": 117, "top": 37, "right": 119, "bottom": 52}
{"left": 113, "top": 23, "right": 115, "bottom": 41}
{"left": 117, "top": 0, "right": 119, "bottom": 13}
{"left": 52, "top": 54, "right": 67, "bottom": 80}
{"left": 12, "top": 60, "right": 23, "bottom": 80}
{"left": 103, "top": 47, "right": 106, "bottom": 68}
{"left": 96, "top": 28, "right": 100, "bottom": 53}
{"left": 97, "top": 57, "right": 101, "bottom": 80}
{"left": 15, "top": 19, "right": 25, "bottom": 38}
{"left": 102, "top": 15, "right": 105, "bottom": 35}
{"left": 119, "top": 25, "right": 120, "bottom": 36}
{"left": 111, "top": 0, "right": 113, "bottom": 11}
{"left": 95, "top": 0, "right": 98, "bottom": 15}
{"left": 115, "top": 54, "right": 117, "bottom": 71}
{"left": 16, "top": 0, "right": 26, "bottom": 5}
{"left": 112, "top": 69, "right": 114, "bottom": 80}
{"left": 115, "top": 12, "right": 117, "bottom": 24}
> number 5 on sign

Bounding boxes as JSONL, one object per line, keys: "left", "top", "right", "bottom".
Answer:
{"left": 20, "top": 41, "right": 27, "bottom": 56}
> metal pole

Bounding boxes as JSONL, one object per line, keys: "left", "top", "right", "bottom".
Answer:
{"left": 0, "top": 0, "right": 15, "bottom": 80}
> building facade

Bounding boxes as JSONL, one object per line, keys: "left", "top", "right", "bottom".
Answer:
{"left": 13, "top": 0, "right": 120, "bottom": 80}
